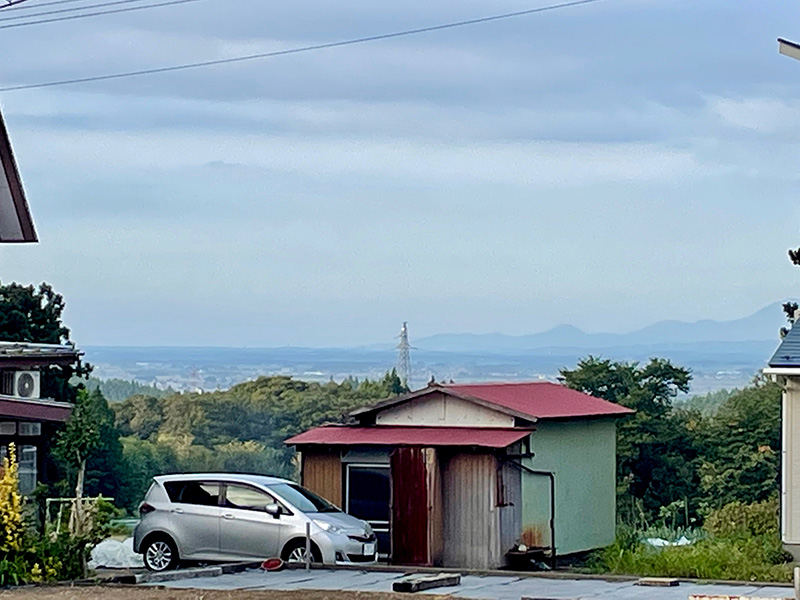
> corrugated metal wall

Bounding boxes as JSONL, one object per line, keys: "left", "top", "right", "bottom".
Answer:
{"left": 442, "top": 452, "right": 502, "bottom": 569}
{"left": 301, "top": 450, "right": 342, "bottom": 507}
{"left": 498, "top": 460, "right": 522, "bottom": 555}
{"left": 426, "top": 448, "right": 444, "bottom": 566}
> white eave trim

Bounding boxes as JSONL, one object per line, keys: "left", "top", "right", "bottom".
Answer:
{"left": 763, "top": 367, "right": 800, "bottom": 376}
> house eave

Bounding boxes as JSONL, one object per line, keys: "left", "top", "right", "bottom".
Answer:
{"left": 764, "top": 367, "right": 800, "bottom": 376}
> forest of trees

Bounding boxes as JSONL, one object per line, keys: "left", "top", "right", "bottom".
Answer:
{"left": 0, "top": 280, "right": 783, "bottom": 527}
{"left": 109, "top": 372, "right": 407, "bottom": 511}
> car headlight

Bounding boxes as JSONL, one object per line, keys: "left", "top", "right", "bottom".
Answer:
{"left": 313, "top": 519, "right": 343, "bottom": 534}
{"left": 364, "top": 522, "right": 374, "bottom": 536}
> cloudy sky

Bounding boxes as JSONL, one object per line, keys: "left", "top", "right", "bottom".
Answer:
{"left": 0, "top": 0, "right": 799, "bottom": 346}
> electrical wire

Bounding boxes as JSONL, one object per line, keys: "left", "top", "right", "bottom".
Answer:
{"left": 2, "top": 0, "right": 102, "bottom": 10}
{"left": 0, "top": 0, "right": 162, "bottom": 22}
{"left": 0, "top": 0, "right": 603, "bottom": 92}
{"left": 0, "top": 0, "right": 205, "bottom": 29}
{"left": 0, "top": 0, "right": 34, "bottom": 8}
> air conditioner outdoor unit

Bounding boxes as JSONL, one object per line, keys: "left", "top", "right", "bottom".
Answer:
{"left": 12, "top": 371, "right": 40, "bottom": 400}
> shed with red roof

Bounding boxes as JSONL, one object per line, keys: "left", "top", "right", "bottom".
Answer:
{"left": 286, "top": 380, "right": 632, "bottom": 569}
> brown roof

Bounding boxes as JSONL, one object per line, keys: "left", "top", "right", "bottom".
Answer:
{"left": 0, "top": 342, "right": 82, "bottom": 368}
{"left": 0, "top": 396, "right": 71, "bottom": 422}
{"left": 0, "top": 108, "right": 36, "bottom": 243}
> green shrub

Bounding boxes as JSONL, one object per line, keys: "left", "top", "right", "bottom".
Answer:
{"left": 704, "top": 498, "right": 779, "bottom": 539}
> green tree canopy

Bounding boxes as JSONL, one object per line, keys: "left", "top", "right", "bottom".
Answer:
{"left": 0, "top": 281, "right": 89, "bottom": 403}
{"left": 112, "top": 372, "right": 408, "bottom": 512}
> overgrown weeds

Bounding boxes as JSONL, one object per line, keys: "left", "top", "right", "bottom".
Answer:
{"left": 590, "top": 498, "right": 794, "bottom": 582}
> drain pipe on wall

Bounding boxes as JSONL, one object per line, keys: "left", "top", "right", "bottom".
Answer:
{"left": 503, "top": 458, "right": 556, "bottom": 569}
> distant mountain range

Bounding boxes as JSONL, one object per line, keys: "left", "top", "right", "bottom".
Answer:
{"left": 415, "top": 303, "right": 788, "bottom": 353}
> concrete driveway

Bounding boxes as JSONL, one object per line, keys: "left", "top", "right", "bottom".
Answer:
{"left": 151, "top": 568, "right": 794, "bottom": 600}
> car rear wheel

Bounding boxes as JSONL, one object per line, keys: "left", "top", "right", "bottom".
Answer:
{"left": 143, "top": 536, "right": 179, "bottom": 571}
{"left": 282, "top": 539, "right": 321, "bottom": 564}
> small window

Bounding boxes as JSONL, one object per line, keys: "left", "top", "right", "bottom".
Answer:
{"left": 164, "top": 481, "right": 220, "bottom": 506}
{"left": 18, "top": 445, "right": 37, "bottom": 496}
{"left": 224, "top": 484, "right": 276, "bottom": 511}
{"left": 0, "top": 422, "right": 15, "bottom": 436}
{"left": 18, "top": 423, "right": 40, "bottom": 437}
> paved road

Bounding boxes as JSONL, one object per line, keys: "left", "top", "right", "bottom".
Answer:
{"left": 154, "top": 568, "right": 795, "bottom": 599}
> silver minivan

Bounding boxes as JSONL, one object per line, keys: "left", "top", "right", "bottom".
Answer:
{"left": 133, "top": 473, "right": 377, "bottom": 571}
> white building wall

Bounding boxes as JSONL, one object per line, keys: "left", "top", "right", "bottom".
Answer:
{"left": 784, "top": 379, "right": 800, "bottom": 551}
{"left": 375, "top": 392, "right": 515, "bottom": 427}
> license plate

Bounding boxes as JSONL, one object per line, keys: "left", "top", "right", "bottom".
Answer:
{"left": 363, "top": 542, "right": 375, "bottom": 556}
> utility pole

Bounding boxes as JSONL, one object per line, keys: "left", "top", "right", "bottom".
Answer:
{"left": 396, "top": 322, "right": 412, "bottom": 389}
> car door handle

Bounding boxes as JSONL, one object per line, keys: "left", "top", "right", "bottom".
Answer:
{"left": 171, "top": 508, "right": 184, "bottom": 514}
{"left": 222, "top": 513, "right": 235, "bottom": 519}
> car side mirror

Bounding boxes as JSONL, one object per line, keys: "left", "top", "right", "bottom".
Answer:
{"left": 265, "top": 503, "right": 281, "bottom": 518}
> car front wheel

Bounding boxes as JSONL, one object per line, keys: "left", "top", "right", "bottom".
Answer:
{"left": 282, "top": 539, "right": 321, "bottom": 564}
{"left": 143, "top": 536, "right": 179, "bottom": 571}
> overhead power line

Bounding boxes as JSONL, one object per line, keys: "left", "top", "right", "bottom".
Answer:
{"left": 0, "top": 0, "right": 602, "bottom": 92}
{"left": 0, "top": 0, "right": 205, "bottom": 29}
{"left": 0, "top": 0, "right": 35, "bottom": 9}
{"left": 0, "top": 0, "right": 161, "bottom": 22}
{"left": 3, "top": 0, "right": 100, "bottom": 10}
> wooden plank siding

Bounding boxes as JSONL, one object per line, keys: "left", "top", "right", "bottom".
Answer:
{"left": 301, "top": 450, "right": 343, "bottom": 508}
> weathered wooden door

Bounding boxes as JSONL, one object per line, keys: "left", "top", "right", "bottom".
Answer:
{"left": 391, "top": 447, "right": 429, "bottom": 565}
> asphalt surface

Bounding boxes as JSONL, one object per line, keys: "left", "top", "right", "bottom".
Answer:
{"left": 151, "top": 568, "right": 795, "bottom": 599}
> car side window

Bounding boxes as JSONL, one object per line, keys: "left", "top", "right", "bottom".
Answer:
{"left": 165, "top": 481, "right": 220, "bottom": 506}
{"left": 224, "top": 483, "right": 278, "bottom": 512}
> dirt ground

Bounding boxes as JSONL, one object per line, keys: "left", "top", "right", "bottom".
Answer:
{"left": 0, "top": 586, "right": 449, "bottom": 600}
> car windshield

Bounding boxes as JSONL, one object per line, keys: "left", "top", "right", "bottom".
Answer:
{"left": 268, "top": 483, "right": 340, "bottom": 513}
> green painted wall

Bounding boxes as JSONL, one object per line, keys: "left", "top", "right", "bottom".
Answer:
{"left": 521, "top": 419, "right": 616, "bottom": 556}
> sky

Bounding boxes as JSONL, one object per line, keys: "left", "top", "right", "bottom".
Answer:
{"left": 0, "top": 0, "right": 799, "bottom": 347}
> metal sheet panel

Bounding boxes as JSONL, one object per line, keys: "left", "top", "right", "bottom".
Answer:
{"left": 391, "top": 447, "right": 429, "bottom": 565}
{"left": 287, "top": 425, "right": 531, "bottom": 448}
{"left": 769, "top": 324, "right": 800, "bottom": 367}
{"left": 426, "top": 448, "right": 444, "bottom": 566}
{"left": 499, "top": 460, "right": 522, "bottom": 554}
{"left": 442, "top": 452, "right": 502, "bottom": 569}
{"left": 301, "top": 451, "right": 342, "bottom": 508}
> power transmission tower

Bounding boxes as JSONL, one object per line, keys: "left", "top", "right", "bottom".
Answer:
{"left": 396, "top": 321, "right": 412, "bottom": 388}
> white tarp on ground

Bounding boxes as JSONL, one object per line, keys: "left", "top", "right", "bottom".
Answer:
{"left": 89, "top": 537, "right": 144, "bottom": 569}
{"left": 643, "top": 536, "right": 693, "bottom": 547}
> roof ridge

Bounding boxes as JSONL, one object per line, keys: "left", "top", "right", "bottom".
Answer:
{"left": 443, "top": 381, "right": 557, "bottom": 387}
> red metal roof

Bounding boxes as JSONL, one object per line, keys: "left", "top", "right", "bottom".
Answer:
{"left": 441, "top": 381, "right": 633, "bottom": 420}
{"left": 286, "top": 425, "right": 532, "bottom": 448}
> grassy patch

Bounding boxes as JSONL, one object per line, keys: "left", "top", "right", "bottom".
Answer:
{"left": 589, "top": 499, "right": 794, "bottom": 582}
